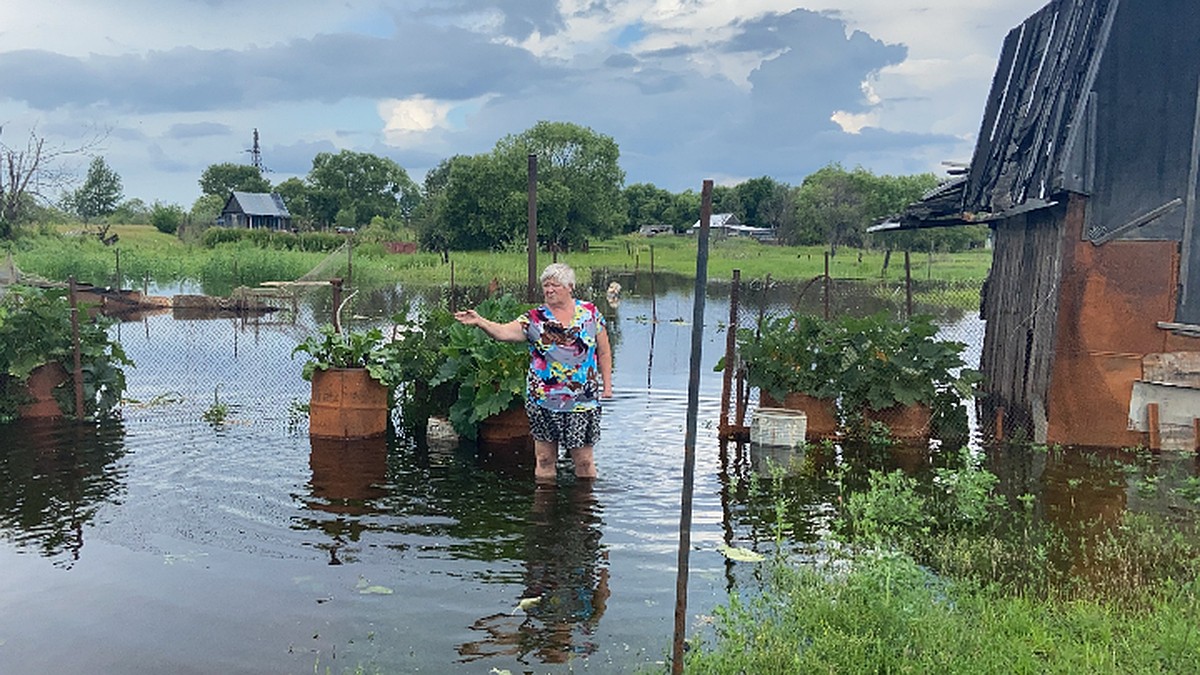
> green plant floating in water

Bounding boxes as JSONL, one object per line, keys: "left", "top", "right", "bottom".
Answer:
{"left": 718, "top": 544, "right": 766, "bottom": 563}
{"left": 202, "top": 384, "right": 230, "bottom": 426}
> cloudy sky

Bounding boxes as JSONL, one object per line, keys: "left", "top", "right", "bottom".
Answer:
{"left": 0, "top": 0, "right": 1050, "bottom": 209}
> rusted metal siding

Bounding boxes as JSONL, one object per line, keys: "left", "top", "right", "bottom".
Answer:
{"left": 1045, "top": 195, "right": 1181, "bottom": 447}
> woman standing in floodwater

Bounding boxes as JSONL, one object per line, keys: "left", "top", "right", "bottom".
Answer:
{"left": 453, "top": 263, "right": 613, "bottom": 483}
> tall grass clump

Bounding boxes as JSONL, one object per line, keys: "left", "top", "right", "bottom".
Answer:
{"left": 681, "top": 448, "right": 1200, "bottom": 673}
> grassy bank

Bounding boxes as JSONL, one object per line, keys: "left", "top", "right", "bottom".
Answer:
{"left": 6, "top": 225, "right": 993, "bottom": 292}
{"left": 679, "top": 454, "right": 1200, "bottom": 673}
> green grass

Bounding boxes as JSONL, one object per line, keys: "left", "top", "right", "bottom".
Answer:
{"left": 6, "top": 227, "right": 993, "bottom": 292}
{"left": 679, "top": 455, "right": 1200, "bottom": 674}
{"left": 685, "top": 553, "right": 1199, "bottom": 674}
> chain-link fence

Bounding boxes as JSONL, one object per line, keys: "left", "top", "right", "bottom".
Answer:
{"left": 93, "top": 252, "right": 993, "bottom": 443}
{"left": 717, "top": 252, "right": 992, "bottom": 445}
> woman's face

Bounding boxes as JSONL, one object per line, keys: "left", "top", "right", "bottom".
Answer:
{"left": 542, "top": 278, "right": 571, "bottom": 303}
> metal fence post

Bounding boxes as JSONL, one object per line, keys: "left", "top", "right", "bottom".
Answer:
{"left": 68, "top": 276, "right": 84, "bottom": 417}
{"left": 672, "top": 179, "right": 713, "bottom": 674}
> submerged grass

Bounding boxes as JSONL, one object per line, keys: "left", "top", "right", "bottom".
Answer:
{"left": 681, "top": 451, "right": 1200, "bottom": 673}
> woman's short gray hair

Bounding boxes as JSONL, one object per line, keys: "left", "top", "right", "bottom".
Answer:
{"left": 540, "top": 262, "right": 576, "bottom": 289}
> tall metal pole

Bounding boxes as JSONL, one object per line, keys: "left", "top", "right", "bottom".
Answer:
{"left": 68, "top": 276, "right": 84, "bottom": 418}
{"left": 672, "top": 179, "right": 713, "bottom": 674}
{"left": 719, "top": 269, "right": 741, "bottom": 438}
{"left": 527, "top": 153, "right": 538, "bottom": 303}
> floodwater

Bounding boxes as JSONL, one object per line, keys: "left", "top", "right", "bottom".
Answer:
{"left": 1, "top": 277, "right": 1197, "bottom": 674}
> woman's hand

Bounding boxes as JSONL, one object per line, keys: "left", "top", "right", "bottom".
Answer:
{"left": 454, "top": 309, "right": 482, "bottom": 325}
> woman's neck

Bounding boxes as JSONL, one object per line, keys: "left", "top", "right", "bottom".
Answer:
{"left": 546, "top": 297, "right": 575, "bottom": 315}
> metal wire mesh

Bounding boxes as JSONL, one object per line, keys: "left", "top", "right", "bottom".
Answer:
{"left": 720, "top": 256, "right": 995, "bottom": 444}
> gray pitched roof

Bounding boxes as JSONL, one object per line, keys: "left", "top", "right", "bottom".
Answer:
{"left": 227, "top": 191, "right": 291, "bottom": 217}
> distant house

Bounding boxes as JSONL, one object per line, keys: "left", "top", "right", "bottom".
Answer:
{"left": 690, "top": 213, "right": 775, "bottom": 242}
{"left": 879, "top": 0, "right": 1200, "bottom": 450}
{"left": 219, "top": 191, "right": 292, "bottom": 230}
{"left": 637, "top": 224, "right": 674, "bottom": 236}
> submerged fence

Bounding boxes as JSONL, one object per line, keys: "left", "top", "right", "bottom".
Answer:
{"left": 716, "top": 251, "right": 993, "bottom": 445}
{"left": 98, "top": 253, "right": 993, "bottom": 441}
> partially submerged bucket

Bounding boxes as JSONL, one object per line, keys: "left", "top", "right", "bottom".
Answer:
{"left": 309, "top": 368, "right": 389, "bottom": 439}
{"left": 750, "top": 407, "right": 808, "bottom": 448}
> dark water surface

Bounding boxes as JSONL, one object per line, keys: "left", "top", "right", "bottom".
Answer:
{"left": 1, "top": 284, "right": 1197, "bottom": 674}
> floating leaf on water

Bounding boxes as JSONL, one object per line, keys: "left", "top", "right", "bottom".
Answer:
{"left": 717, "top": 544, "right": 765, "bottom": 563}
{"left": 359, "top": 585, "right": 394, "bottom": 595}
{"left": 490, "top": 669, "right": 513, "bottom": 675}
{"left": 512, "top": 595, "right": 541, "bottom": 614}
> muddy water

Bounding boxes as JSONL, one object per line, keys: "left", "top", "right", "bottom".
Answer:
{"left": 0, "top": 281, "right": 1196, "bottom": 673}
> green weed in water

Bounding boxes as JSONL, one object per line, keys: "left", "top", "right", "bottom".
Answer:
{"left": 681, "top": 448, "right": 1200, "bottom": 673}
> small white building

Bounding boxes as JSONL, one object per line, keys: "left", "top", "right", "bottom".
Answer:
{"left": 690, "top": 213, "right": 775, "bottom": 242}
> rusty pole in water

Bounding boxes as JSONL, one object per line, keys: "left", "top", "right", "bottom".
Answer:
{"left": 527, "top": 153, "right": 538, "bottom": 303}
{"left": 68, "top": 276, "right": 85, "bottom": 418}
{"left": 672, "top": 179, "right": 713, "bottom": 674}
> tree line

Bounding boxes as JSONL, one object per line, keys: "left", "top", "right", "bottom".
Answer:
{"left": 1, "top": 121, "right": 987, "bottom": 253}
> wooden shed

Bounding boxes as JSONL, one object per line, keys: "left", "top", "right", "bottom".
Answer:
{"left": 884, "top": 0, "right": 1200, "bottom": 450}
{"left": 219, "top": 191, "right": 293, "bottom": 230}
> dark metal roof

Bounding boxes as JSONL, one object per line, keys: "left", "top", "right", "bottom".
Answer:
{"left": 893, "top": 0, "right": 1118, "bottom": 228}
{"left": 225, "top": 191, "right": 291, "bottom": 217}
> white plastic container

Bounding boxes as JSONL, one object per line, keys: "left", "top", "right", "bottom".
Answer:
{"left": 750, "top": 408, "right": 808, "bottom": 448}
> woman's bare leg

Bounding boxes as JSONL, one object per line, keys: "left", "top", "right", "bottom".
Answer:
{"left": 570, "top": 445, "right": 596, "bottom": 479}
{"left": 534, "top": 440, "right": 559, "bottom": 483}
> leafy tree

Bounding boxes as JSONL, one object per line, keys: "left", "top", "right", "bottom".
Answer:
{"left": 188, "top": 193, "right": 225, "bottom": 232}
{"left": 198, "top": 162, "right": 270, "bottom": 197}
{"left": 306, "top": 150, "right": 420, "bottom": 229}
{"left": 432, "top": 121, "right": 626, "bottom": 251}
{"left": 110, "top": 198, "right": 150, "bottom": 225}
{"left": 68, "top": 157, "right": 123, "bottom": 223}
{"left": 709, "top": 184, "right": 743, "bottom": 221}
{"left": 273, "top": 177, "right": 312, "bottom": 229}
{"left": 735, "top": 176, "right": 796, "bottom": 230}
{"left": 624, "top": 183, "right": 673, "bottom": 232}
{"left": 671, "top": 190, "right": 702, "bottom": 232}
{"left": 433, "top": 153, "right": 525, "bottom": 250}
{"left": 493, "top": 121, "right": 626, "bottom": 248}
{"left": 788, "top": 164, "right": 866, "bottom": 252}
{"left": 149, "top": 202, "right": 185, "bottom": 235}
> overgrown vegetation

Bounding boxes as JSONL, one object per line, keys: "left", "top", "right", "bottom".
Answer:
{"left": 681, "top": 450, "right": 1200, "bottom": 673}
{"left": 0, "top": 285, "right": 132, "bottom": 422}
{"left": 7, "top": 225, "right": 995, "bottom": 293}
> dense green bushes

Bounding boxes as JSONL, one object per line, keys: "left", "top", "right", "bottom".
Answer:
{"left": 200, "top": 226, "right": 346, "bottom": 252}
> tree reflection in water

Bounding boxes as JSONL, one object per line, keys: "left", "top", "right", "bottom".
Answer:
{"left": 0, "top": 419, "right": 127, "bottom": 567}
{"left": 458, "top": 480, "right": 610, "bottom": 665}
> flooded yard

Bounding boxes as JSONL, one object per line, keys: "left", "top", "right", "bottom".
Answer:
{"left": 1, "top": 281, "right": 1197, "bottom": 673}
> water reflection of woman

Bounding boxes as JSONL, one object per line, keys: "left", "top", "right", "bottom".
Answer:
{"left": 458, "top": 480, "right": 610, "bottom": 665}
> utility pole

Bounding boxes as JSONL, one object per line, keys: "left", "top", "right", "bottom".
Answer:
{"left": 247, "top": 128, "right": 264, "bottom": 173}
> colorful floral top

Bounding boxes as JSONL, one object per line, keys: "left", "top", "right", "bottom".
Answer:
{"left": 518, "top": 300, "right": 607, "bottom": 412}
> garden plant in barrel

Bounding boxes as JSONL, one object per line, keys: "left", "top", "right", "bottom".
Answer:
{"left": 0, "top": 285, "right": 131, "bottom": 423}
{"left": 432, "top": 295, "right": 532, "bottom": 449}
{"left": 836, "top": 313, "right": 981, "bottom": 442}
{"left": 731, "top": 313, "right": 845, "bottom": 439}
{"left": 294, "top": 325, "right": 405, "bottom": 439}
{"left": 730, "top": 311, "right": 980, "bottom": 443}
